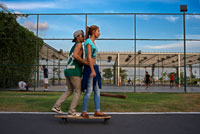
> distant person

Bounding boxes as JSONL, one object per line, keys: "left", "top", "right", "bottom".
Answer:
{"left": 119, "top": 76, "right": 122, "bottom": 87}
{"left": 170, "top": 73, "right": 174, "bottom": 88}
{"left": 52, "top": 30, "right": 88, "bottom": 116}
{"left": 128, "top": 78, "right": 131, "bottom": 86}
{"left": 144, "top": 71, "right": 151, "bottom": 89}
{"left": 175, "top": 74, "right": 180, "bottom": 87}
{"left": 18, "top": 79, "right": 29, "bottom": 91}
{"left": 41, "top": 65, "right": 48, "bottom": 91}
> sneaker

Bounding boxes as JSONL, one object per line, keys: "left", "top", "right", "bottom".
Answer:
{"left": 94, "top": 111, "right": 108, "bottom": 117}
{"left": 81, "top": 112, "right": 89, "bottom": 118}
{"left": 52, "top": 107, "right": 63, "bottom": 114}
{"left": 68, "top": 112, "right": 81, "bottom": 117}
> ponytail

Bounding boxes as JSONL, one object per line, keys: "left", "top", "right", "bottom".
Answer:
{"left": 85, "top": 25, "right": 99, "bottom": 39}
{"left": 85, "top": 26, "right": 90, "bottom": 39}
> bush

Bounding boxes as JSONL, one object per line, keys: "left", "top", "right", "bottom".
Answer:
{"left": 0, "top": 12, "right": 44, "bottom": 88}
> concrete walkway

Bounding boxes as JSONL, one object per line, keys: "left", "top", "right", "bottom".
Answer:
{"left": 1, "top": 85, "right": 200, "bottom": 93}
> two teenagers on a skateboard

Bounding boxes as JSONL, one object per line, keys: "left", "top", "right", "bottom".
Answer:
{"left": 52, "top": 25, "right": 108, "bottom": 118}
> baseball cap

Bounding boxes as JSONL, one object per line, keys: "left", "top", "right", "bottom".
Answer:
{"left": 72, "top": 30, "right": 84, "bottom": 42}
{"left": 73, "top": 30, "right": 84, "bottom": 38}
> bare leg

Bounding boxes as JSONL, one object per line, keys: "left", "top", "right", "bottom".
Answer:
{"left": 44, "top": 84, "right": 48, "bottom": 89}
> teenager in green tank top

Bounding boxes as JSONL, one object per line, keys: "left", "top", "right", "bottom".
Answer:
{"left": 52, "top": 30, "right": 88, "bottom": 116}
{"left": 64, "top": 41, "right": 83, "bottom": 77}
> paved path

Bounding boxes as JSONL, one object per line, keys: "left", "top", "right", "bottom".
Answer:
{"left": 1, "top": 85, "right": 200, "bottom": 92}
{"left": 0, "top": 113, "right": 200, "bottom": 134}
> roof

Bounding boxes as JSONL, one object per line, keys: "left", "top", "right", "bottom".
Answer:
{"left": 40, "top": 43, "right": 68, "bottom": 61}
{"left": 96, "top": 52, "right": 200, "bottom": 67}
{"left": 40, "top": 43, "right": 200, "bottom": 67}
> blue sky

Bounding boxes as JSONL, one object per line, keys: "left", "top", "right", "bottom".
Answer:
{"left": 1, "top": 0, "right": 200, "bottom": 52}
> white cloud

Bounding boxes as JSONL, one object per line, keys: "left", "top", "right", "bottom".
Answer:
{"left": 104, "top": 10, "right": 116, "bottom": 13}
{"left": 4, "top": 2, "right": 57, "bottom": 10}
{"left": 109, "top": 0, "right": 179, "bottom": 3}
{"left": 187, "top": 14, "right": 200, "bottom": 20}
{"left": 24, "top": 21, "right": 48, "bottom": 31}
{"left": 14, "top": 11, "right": 25, "bottom": 20}
{"left": 187, "top": 41, "right": 200, "bottom": 48}
{"left": 150, "top": 0, "right": 179, "bottom": 3}
{"left": 138, "top": 15, "right": 179, "bottom": 22}
{"left": 192, "top": 15, "right": 200, "bottom": 19}
{"left": 146, "top": 41, "right": 200, "bottom": 50}
{"left": 137, "top": 15, "right": 150, "bottom": 21}
{"left": 2, "top": 0, "right": 103, "bottom": 10}
{"left": 0, "top": 3, "right": 8, "bottom": 11}
{"left": 174, "top": 34, "right": 200, "bottom": 40}
{"left": 186, "top": 35, "right": 200, "bottom": 39}
{"left": 147, "top": 43, "right": 182, "bottom": 49}
{"left": 78, "top": 0, "right": 103, "bottom": 4}
{"left": 165, "top": 16, "right": 179, "bottom": 22}
{"left": 14, "top": 11, "right": 22, "bottom": 14}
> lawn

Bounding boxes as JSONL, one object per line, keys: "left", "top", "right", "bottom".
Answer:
{"left": 0, "top": 91, "right": 200, "bottom": 112}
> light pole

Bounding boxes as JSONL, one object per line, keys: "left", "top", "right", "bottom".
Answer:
{"left": 180, "top": 5, "right": 187, "bottom": 92}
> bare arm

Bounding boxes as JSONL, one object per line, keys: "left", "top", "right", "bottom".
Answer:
{"left": 73, "top": 43, "right": 88, "bottom": 65}
{"left": 87, "top": 44, "right": 96, "bottom": 77}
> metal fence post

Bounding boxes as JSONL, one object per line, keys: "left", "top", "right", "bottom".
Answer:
{"left": 183, "top": 12, "right": 187, "bottom": 92}
{"left": 34, "top": 14, "right": 39, "bottom": 91}
{"left": 36, "top": 14, "right": 39, "bottom": 88}
{"left": 134, "top": 14, "right": 136, "bottom": 92}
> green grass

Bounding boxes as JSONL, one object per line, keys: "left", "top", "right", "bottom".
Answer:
{"left": 0, "top": 91, "right": 200, "bottom": 112}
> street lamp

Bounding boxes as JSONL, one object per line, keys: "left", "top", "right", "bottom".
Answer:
{"left": 180, "top": 5, "right": 187, "bottom": 92}
{"left": 180, "top": 5, "right": 187, "bottom": 12}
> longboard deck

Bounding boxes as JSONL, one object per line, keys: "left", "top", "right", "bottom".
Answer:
{"left": 55, "top": 114, "right": 111, "bottom": 119}
{"left": 55, "top": 114, "right": 111, "bottom": 124}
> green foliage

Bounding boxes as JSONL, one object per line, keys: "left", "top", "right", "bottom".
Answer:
{"left": 0, "top": 11, "right": 44, "bottom": 88}
{"left": 120, "top": 68, "right": 127, "bottom": 82}
{"left": 103, "top": 68, "right": 113, "bottom": 80}
{"left": 102, "top": 68, "right": 127, "bottom": 83}
{"left": 103, "top": 68, "right": 113, "bottom": 84}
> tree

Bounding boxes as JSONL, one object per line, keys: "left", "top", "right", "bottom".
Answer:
{"left": 120, "top": 68, "right": 127, "bottom": 83}
{"left": 103, "top": 68, "right": 113, "bottom": 84}
{"left": 0, "top": 11, "right": 44, "bottom": 88}
{"left": 160, "top": 71, "right": 168, "bottom": 84}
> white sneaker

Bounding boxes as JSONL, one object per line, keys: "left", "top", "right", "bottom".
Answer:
{"left": 52, "top": 107, "right": 63, "bottom": 114}
{"left": 68, "top": 112, "right": 81, "bottom": 117}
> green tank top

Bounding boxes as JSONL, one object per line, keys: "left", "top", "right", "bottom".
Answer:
{"left": 64, "top": 42, "right": 83, "bottom": 77}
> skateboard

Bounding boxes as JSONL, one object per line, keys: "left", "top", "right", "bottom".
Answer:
{"left": 55, "top": 114, "right": 111, "bottom": 125}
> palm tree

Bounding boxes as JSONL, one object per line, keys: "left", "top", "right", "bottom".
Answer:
{"left": 120, "top": 68, "right": 127, "bottom": 83}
